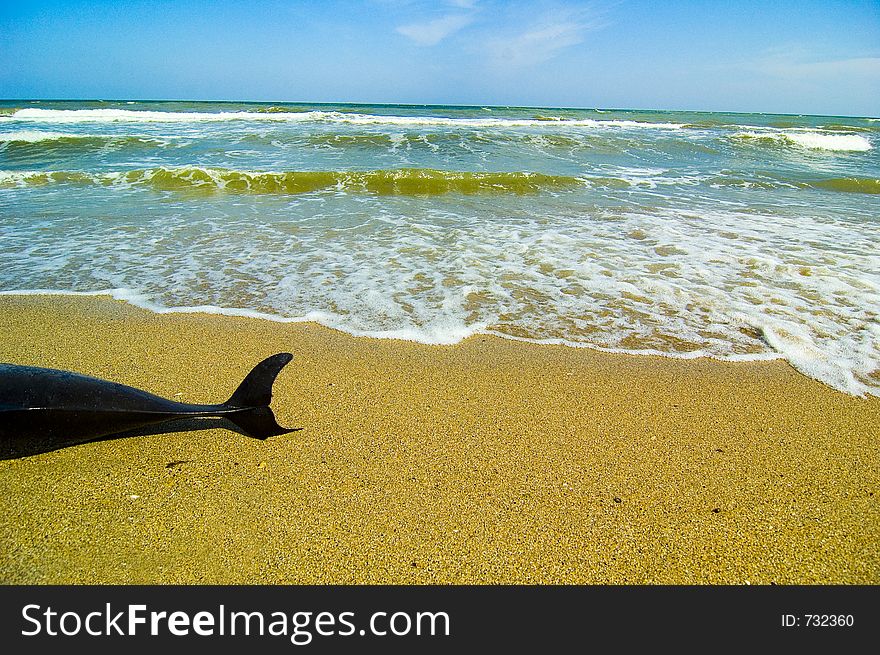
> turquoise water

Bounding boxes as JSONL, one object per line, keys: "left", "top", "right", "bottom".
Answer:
{"left": 0, "top": 100, "right": 878, "bottom": 395}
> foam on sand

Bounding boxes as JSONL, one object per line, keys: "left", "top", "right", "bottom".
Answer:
{"left": 3, "top": 188, "right": 878, "bottom": 400}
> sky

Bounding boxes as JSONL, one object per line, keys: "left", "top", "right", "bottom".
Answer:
{"left": 1, "top": 0, "right": 878, "bottom": 116}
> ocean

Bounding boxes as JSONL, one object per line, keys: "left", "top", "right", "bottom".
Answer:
{"left": 0, "top": 100, "right": 877, "bottom": 396}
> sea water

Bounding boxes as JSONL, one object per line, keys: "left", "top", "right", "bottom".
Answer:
{"left": 0, "top": 100, "right": 877, "bottom": 395}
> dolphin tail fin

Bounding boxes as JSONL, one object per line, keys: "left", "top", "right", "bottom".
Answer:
{"left": 223, "top": 353, "right": 296, "bottom": 439}
{"left": 226, "top": 407, "right": 298, "bottom": 440}
{"left": 225, "top": 352, "right": 294, "bottom": 408}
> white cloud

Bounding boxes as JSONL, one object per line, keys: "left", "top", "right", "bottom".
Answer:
{"left": 486, "top": 12, "right": 601, "bottom": 68}
{"left": 396, "top": 14, "right": 474, "bottom": 46}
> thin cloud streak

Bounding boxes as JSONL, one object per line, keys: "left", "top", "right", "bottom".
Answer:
{"left": 485, "top": 7, "right": 606, "bottom": 69}
{"left": 396, "top": 13, "right": 474, "bottom": 46}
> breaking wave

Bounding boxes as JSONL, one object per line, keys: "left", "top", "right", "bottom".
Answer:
{"left": 731, "top": 130, "right": 872, "bottom": 152}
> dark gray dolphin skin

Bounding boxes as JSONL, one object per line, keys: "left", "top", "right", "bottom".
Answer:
{"left": 0, "top": 353, "right": 295, "bottom": 458}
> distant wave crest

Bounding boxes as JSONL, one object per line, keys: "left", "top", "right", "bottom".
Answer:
{"left": 7, "top": 108, "right": 686, "bottom": 129}
{"left": 0, "top": 130, "right": 169, "bottom": 150}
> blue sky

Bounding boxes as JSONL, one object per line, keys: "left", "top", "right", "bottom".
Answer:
{"left": 1, "top": 0, "right": 878, "bottom": 115}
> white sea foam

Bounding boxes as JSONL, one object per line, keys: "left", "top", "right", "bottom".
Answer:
{"left": 1, "top": 200, "right": 877, "bottom": 397}
{"left": 4, "top": 280, "right": 874, "bottom": 398}
{"left": 8, "top": 108, "right": 686, "bottom": 129}
{"left": 785, "top": 132, "right": 872, "bottom": 151}
{"left": 0, "top": 288, "right": 482, "bottom": 345}
{"left": 0, "top": 130, "right": 75, "bottom": 143}
{"left": 731, "top": 130, "right": 872, "bottom": 151}
{"left": 0, "top": 287, "right": 774, "bottom": 354}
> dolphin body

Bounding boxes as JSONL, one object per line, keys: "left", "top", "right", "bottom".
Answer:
{"left": 0, "top": 353, "right": 295, "bottom": 458}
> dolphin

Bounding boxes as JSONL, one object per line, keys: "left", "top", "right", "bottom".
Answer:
{"left": 0, "top": 353, "right": 296, "bottom": 458}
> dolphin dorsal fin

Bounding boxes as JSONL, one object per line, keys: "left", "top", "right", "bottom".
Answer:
{"left": 224, "top": 353, "right": 293, "bottom": 408}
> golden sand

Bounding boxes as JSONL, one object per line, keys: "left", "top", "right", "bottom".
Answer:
{"left": 0, "top": 294, "right": 877, "bottom": 584}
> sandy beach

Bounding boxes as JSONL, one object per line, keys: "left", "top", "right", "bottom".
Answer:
{"left": 0, "top": 293, "right": 877, "bottom": 584}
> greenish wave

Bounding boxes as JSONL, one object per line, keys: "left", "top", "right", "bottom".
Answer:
{"left": 820, "top": 123, "right": 876, "bottom": 133}
{"left": 252, "top": 105, "right": 308, "bottom": 113}
{"left": 3, "top": 171, "right": 101, "bottom": 185}
{"left": 0, "top": 167, "right": 582, "bottom": 195}
{"left": 4, "top": 167, "right": 877, "bottom": 196}
{"left": 808, "top": 177, "right": 880, "bottom": 194}
{"left": 143, "top": 167, "right": 582, "bottom": 195}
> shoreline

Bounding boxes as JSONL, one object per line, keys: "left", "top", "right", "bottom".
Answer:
{"left": 0, "top": 287, "right": 785, "bottom": 361}
{"left": 0, "top": 294, "right": 877, "bottom": 583}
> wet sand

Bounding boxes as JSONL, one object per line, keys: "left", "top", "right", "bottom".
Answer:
{"left": 0, "top": 294, "right": 877, "bottom": 584}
